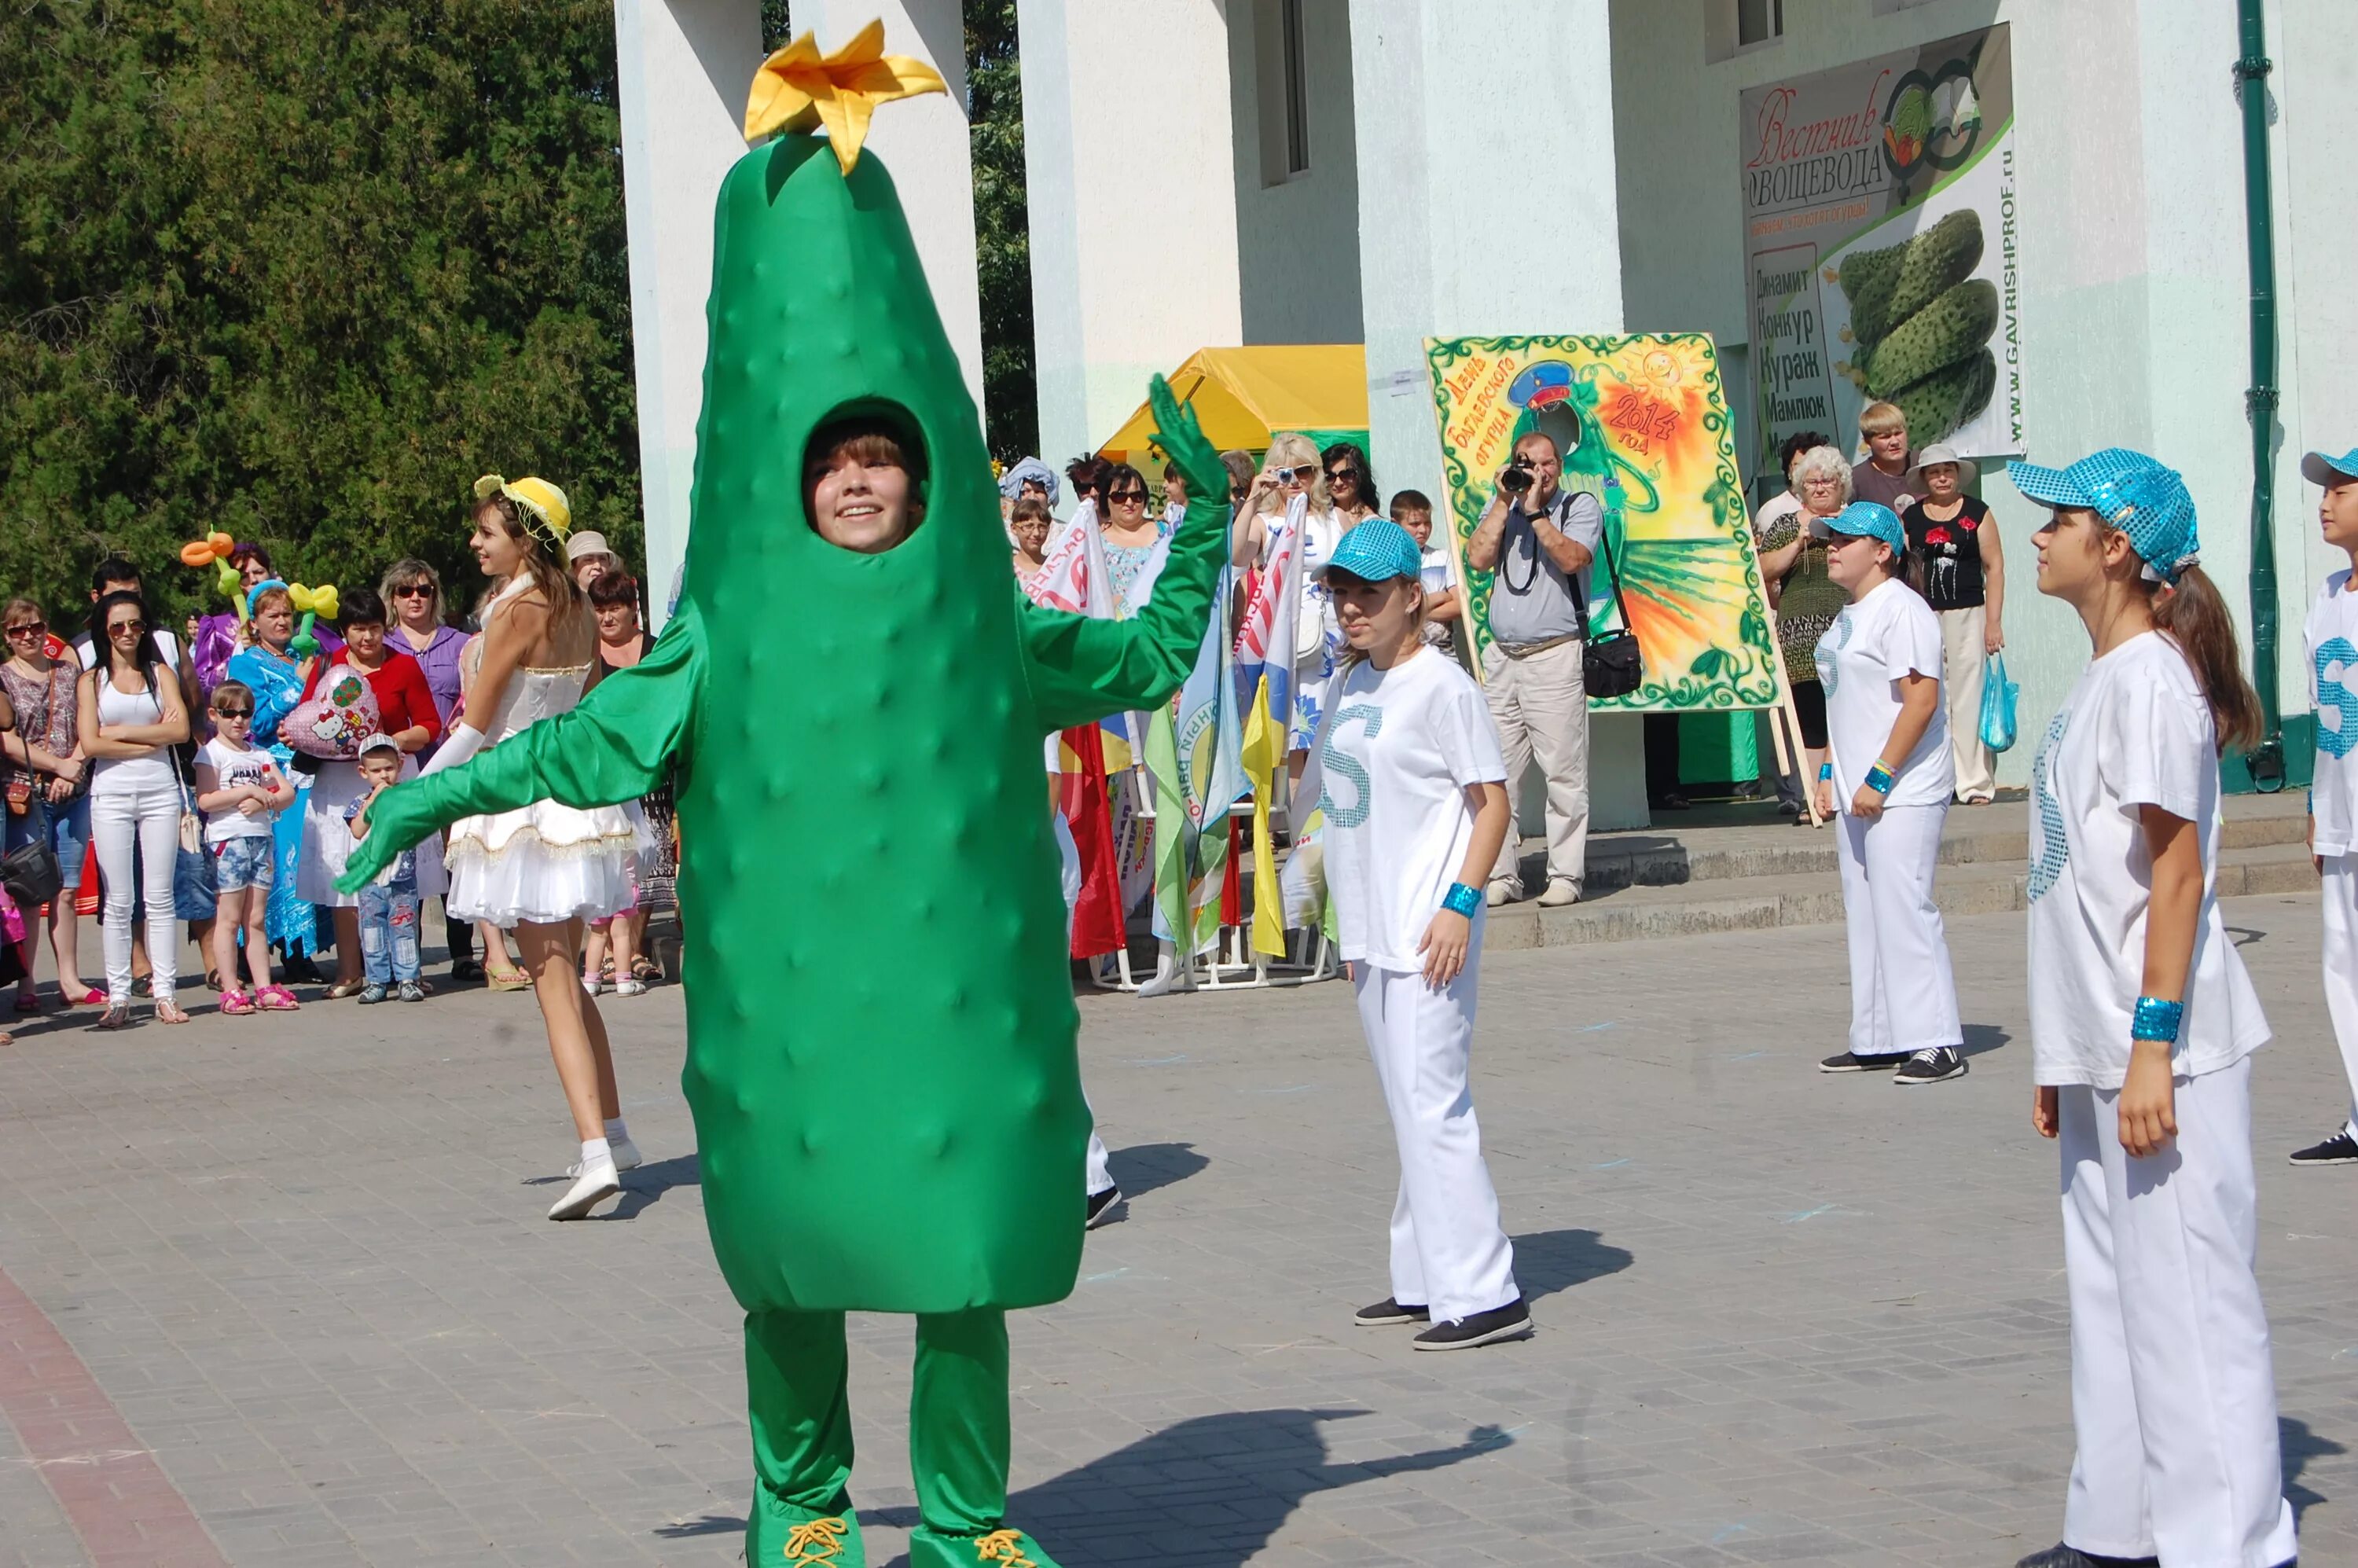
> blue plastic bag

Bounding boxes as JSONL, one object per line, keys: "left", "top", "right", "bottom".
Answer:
{"left": 1980, "top": 652, "right": 2019, "bottom": 753}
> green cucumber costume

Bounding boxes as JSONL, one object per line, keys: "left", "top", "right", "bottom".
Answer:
{"left": 339, "top": 123, "right": 1229, "bottom": 1568}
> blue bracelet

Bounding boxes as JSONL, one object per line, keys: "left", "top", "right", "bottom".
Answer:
{"left": 1864, "top": 762, "right": 1896, "bottom": 794}
{"left": 1818, "top": 762, "right": 1834, "bottom": 781}
{"left": 2131, "top": 996, "right": 2184, "bottom": 1044}
{"left": 1442, "top": 882, "right": 1482, "bottom": 918}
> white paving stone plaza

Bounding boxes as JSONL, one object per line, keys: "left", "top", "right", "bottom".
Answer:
{"left": 2, "top": 894, "right": 2353, "bottom": 1567}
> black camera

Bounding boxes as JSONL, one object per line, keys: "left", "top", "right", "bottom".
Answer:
{"left": 1499, "top": 460, "right": 1535, "bottom": 494}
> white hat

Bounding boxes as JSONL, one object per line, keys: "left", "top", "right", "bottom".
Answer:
{"left": 564, "top": 530, "right": 612, "bottom": 562}
{"left": 1909, "top": 444, "right": 1978, "bottom": 487}
{"left": 354, "top": 732, "right": 400, "bottom": 759}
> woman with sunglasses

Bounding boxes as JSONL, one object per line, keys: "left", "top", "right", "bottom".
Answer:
{"left": 380, "top": 559, "right": 479, "bottom": 980}
{"left": 1096, "top": 462, "right": 1170, "bottom": 608}
{"left": 77, "top": 591, "right": 193, "bottom": 1028}
{"left": 2, "top": 597, "right": 94, "bottom": 1010}
{"left": 1322, "top": 441, "right": 1380, "bottom": 529}
{"left": 1231, "top": 431, "right": 1346, "bottom": 777}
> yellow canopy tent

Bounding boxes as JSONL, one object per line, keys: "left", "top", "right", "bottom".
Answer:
{"left": 1096, "top": 344, "right": 1368, "bottom": 462}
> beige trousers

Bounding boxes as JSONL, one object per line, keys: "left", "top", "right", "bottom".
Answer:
{"left": 1481, "top": 639, "right": 1589, "bottom": 892}
{"left": 1939, "top": 605, "right": 1996, "bottom": 802}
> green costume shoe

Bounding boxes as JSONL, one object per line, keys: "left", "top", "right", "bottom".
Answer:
{"left": 773, "top": 1511, "right": 865, "bottom": 1566}
{"left": 337, "top": 24, "right": 1229, "bottom": 1566}
{"left": 910, "top": 1526, "right": 1060, "bottom": 1568}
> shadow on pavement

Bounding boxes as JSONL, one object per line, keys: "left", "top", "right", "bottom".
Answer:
{"left": 1106, "top": 1141, "right": 1209, "bottom": 1202}
{"left": 2283, "top": 1414, "right": 2342, "bottom": 1523}
{"left": 605, "top": 1153, "right": 701, "bottom": 1220}
{"left": 1512, "top": 1228, "right": 1633, "bottom": 1305}
{"left": 1960, "top": 1022, "right": 2011, "bottom": 1059}
{"left": 860, "top": 1407, "right": 1509, "bottom": 1566}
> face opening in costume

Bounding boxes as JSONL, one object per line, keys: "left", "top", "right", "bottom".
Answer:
{"left": 803, "top": 407, "right": 930, "bottom": 556}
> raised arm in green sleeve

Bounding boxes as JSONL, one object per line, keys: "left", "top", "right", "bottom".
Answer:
{"left": 335, "top": 604, "right": 704, "bottom": 893}
{"left": 1018, "top": 375, "right": 1231, "bottom": 730}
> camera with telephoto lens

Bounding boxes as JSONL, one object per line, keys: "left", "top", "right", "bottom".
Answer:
{"left": 1499, "top": 458, "right": 1535, "bottom": 494}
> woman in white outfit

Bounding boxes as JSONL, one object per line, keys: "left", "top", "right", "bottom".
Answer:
{"left": 436, "top": 476, "right": 645, "bottom": 1219}
{"left": 1809, "top": 501, "right": 1965, "bottom": 1085}
{"left": 1298, "top": 520, "right": 1528, "bottom": 1352}
{"left": 2011, "top": 448, "right": 2295, "bottom": 1568}
{"left": 1230, "top": 431, "right": 1346, "bottom": 781}
{"left": 77, "top": 591, "right": 193, "bottom": 1029}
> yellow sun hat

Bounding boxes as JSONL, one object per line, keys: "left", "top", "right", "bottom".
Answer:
{"left": 473, "top": 473, "right": 573, "bottom": 546}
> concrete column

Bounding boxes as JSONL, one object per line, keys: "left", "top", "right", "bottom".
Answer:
{"left": 614, "top": 0, "right": 764, "bottom": 626}
{"left": 790, "top": 0, "right": 986, "bottom": 410}
{"left": 1349, "top": 0, "right": 1643, "bottom": 831}
{"left": 1020, "top": 0, "right": 1243, "bottom": 468}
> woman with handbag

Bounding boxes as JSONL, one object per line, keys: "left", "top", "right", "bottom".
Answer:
{"left": 78, "top": 591, "right": 193, "bottom": 1028}
{"left": 2, "top": 597, "right": 95, "bottom": 1011}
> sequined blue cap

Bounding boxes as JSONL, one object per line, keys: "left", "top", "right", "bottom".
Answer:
{"left": 2007, "top": 448, "right": 2198, "bottom": 585}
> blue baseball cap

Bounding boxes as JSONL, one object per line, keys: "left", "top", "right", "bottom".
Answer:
{"left": 2302, "top": 449, "right": 2358, "bottom": 488}
{"left": 1821, "top": 501, "right": 1906, "bottom": 555}
{"left": 2007, "top": 447, "right": 2199, "bottom": 584}
{"left": 1313, "top": 518, "right": 1423, "bottom": 585}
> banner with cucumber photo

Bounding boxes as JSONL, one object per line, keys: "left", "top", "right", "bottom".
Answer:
{"left": 1741, "top": 24, "right": 2022, "bottom": 476}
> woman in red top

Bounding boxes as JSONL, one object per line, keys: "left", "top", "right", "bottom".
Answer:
{"left": 299, "top": 588, "right": 445, "bottom": 995}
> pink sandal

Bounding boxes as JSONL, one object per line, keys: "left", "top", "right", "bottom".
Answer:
{"left": 62, "top": 985, "right": 102, "bottom": 1007}
{"left": 255, "top": 985, "right": 301, "bottom": 1012}
{"left": 219, "top": 989, "right": 258, "bottom": 1017}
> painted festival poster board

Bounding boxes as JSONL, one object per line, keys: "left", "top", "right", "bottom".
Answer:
{"left": 1423, "top": 333, "right": 1780, "bottom": 712}
{"left": 1741, "top": 24, "right": 2024, "bottom": 472}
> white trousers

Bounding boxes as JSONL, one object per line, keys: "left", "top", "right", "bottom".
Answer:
{"left": 2058, "top": 1058, "right": 2298, "bottom": 1567}
{"left": 1353, "top": 957, "right": 1518, "bottom": 1324}
{"left": 1481, "top": 640, "right": 1589, "bottom": 892}
{"left": 1835, "top": 804, "right": 1961, "bottom": 1057}
{"left": 1084, "top": 1096, "right": 1115, "bottom": 1198}
{"left": 90, "top": 778, "right": 182, "bottom": 1004}
{"left": 1938, "top": 605, "right": 1996, "bottom": 802}
{"left": 2321, "top": 855, "right": 2358, "bottom": 1135}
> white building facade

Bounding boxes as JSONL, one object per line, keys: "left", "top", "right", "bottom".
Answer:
{"left": 615, "top": 0, "right": 2358, "bottom": 813}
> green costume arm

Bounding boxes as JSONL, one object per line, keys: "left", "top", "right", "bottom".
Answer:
{"left": 333, "top": 606, "right": 703, "bottom": 891}
{"left": 1018, "top": 376, "right": 1231, "bottom": 731}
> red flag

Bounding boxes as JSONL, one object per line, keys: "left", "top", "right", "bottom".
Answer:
{"left": 1056, "top": 725, "right": 1125, "bottom": 959}
{"left": 1220, "top": 813, "right": 1243, "bottom": 927}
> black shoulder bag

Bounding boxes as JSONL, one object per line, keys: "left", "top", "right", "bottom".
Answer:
{"left": 1576, "top": 501, "right": 1644, "bottom": 700}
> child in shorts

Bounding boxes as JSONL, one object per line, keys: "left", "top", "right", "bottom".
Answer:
{"left": 194, "top": 679, "right": 299, "bottom": 1014}
{"left": 346, "top": 733, "right": 423, "bottom": 1004}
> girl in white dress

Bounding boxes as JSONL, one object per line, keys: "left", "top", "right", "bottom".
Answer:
{"left": 2010, "top": 448, "right": 2294, "bottom": 1568}
{"left": 432, "top": 476, "right": 645, "bottom": 1219}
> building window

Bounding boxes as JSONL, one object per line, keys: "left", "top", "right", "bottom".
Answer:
{"left": 1739, "top": 0, "right": 1783, "bottom": 46}
{"left": 1280, "top": 0, "right": 1309, "bottom": 176}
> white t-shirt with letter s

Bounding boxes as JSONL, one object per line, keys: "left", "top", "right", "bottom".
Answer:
{"left": 2026, "top": 630, "right": 2269, "bottom": 1089}
{"left": 2304, "top": 569, "right": 2358, "bottom": 857}
{"left": 1306, "top": 648, "right": 1507, "bottom": 975}
{"left": 1813, "top": 576, "right": 1953, "bottom": 811}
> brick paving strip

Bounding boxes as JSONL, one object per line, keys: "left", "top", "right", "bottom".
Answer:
{"left": 0, "top": 1264, "right": 226, "bottom": 1567}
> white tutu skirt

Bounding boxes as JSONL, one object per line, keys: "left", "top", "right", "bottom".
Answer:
{"left": 445, "top": 799, "right": 643, "bottom": 927}
{"left": 296, "top": 757, "right": 447, "bottom": 907}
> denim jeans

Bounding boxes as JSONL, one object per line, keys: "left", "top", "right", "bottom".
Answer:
{"left": 356, "top": 872, "right": 421, "bottom": 986}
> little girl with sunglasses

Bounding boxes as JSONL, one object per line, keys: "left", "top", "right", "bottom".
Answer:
{"left": 194, "top": 679, "right": 300, "bottom": 1014}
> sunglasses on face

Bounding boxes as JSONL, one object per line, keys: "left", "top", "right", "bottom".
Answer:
{"left": 213, "top": 707, "right": 252, "bottom": 719}
{"left": 1108, "top": 489, "right": 1148, "bottom": 503}
{"left": 391, "top": 583, "right": 433, "bottom": 598}
{"left": 1280, "top": 465, "right": 1316, "bottom": 483}
{"left": 1325, "top": 468, "right": 1357, "bottom": 485}
{"left": 108, "top": 619, "right": 146, "bottom": 634}
{"left": 4, "top": 622, "right": 42, "bottom": 637}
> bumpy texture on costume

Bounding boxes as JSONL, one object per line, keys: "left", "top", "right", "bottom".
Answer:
{"left": 343, "top": 130, "right": 1229, "bottom": 1564}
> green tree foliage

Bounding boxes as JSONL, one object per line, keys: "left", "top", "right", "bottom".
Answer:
{"left": 967, "top": 0, "right": 1036, "bottom": 465}
{"left": 0, "top": 0, "right": 640, "bottom": 635}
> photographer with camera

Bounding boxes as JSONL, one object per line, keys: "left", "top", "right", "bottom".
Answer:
{"left": 1464, "top": 430, "right": 1603, "bottom": 907}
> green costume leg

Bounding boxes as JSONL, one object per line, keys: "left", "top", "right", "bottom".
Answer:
{"left": 907, "top": 1309, "right": 1058, "bottom": 1566}
{"left": 746, "top": 1309, "right": 867, "bottom": 1566}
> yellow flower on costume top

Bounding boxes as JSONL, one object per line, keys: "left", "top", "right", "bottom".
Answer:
{"left": 743, "top": 20, "right": 947, "bottom": 174}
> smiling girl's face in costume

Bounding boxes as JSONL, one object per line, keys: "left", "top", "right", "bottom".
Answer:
{"left": 805, "top": 430, "right": 925, "bottom": 555}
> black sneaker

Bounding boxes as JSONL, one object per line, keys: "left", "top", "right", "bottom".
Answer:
{"left": 1411, "top": 1297, "right": 1532, "bottom": 1351}
{"left": 1819, "top": 1050, "right": 1902, "bottom": 1073}
{"left": 1353, "top": 1297, "right": 1430, "bottom": 1327}
{"left": 1893, "top": 1045, "right": 1967, "bottom": 1085}
{"left": 2290, "top": 1129, "right": 2358, "bottom": 1166}
{"left": 1085, "top": 1186, "right": 1123, "bottom": 1229}
{"left": 2013, "top": 1544, "right": 2160, "bottom": 1568}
